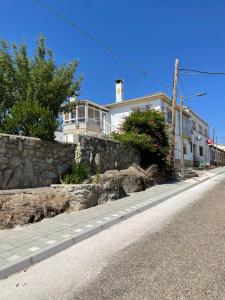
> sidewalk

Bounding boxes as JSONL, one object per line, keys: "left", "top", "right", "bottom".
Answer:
{"left": 0, "top": 167, "right": 224, "bottom": 279}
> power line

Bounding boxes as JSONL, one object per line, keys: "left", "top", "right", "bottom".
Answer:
{"left": 178, "top": 74, "right": 192, "bottom": 108}
{"left": 34, "top": 0, "right": 172, "bottom": 93}
{"left": 179, "top": 68, "right": 225, "bottom": 76}
{"left": 179, "top": 74, "right": 188, "bottom": 97}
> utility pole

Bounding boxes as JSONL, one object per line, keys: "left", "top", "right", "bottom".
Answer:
{"left": 213, "top": 128, "right": 215, "bottom": 165}
{"left": 180, "top": 95, "right": 184, "bottom": 180}
{"left": 170, "top": 58, "right": 179, "bottom": 168}
{"left": 216, "top": 136, "right": 218, "bottom": 166}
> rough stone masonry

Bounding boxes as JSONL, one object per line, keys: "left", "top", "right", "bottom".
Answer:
{"left": 0, "top": 134, "right": 140, "bottom": 190}
{"left": 0, "top": 134, "right": 75, "bottom": 189}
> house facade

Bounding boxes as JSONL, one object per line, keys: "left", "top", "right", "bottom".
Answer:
{"left": 210, "top": 144, "right": 225, "bottom": 165}
{"left": 60, "top": 79, "right": 211, "bottom": 168}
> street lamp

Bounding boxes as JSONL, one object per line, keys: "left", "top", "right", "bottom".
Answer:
{"left": 180, "top": 92, "right": 207, "bottom": 180}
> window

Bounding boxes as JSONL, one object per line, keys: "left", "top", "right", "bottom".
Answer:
{"left": 131, "top": 106, "right": 139, "bottom": 112}
{"left": 78, "top": 105, "right": 85, "bottom": 122}
{"left": 139, "top": 105, "right": 146, "bottom": 112}
{"left": 199, "top": 146, "right": 204, "bottom": 156}
{"left": 182, "top": 117, "right": 192, "bottom": 137}
{"left": 88, "top": 106, "right": 94, "bottom": 119}
{"left": 167, "top": 110, "right": 172, "bottom": 124}
{"left": 198, "top": 124, "right": 202, "bottom": 134}
{"left": 183, "top": 144, "right": 187, "bottom": 155}
{"left": 190, "top": 141, "right": 193, "bottom": 153}
{"left": 192, "top": 120, "right": 196, "bottom": 130}
{"left": 71, "top": 109, "right": 76, "bottom": 120}
{"left": 64, "top": 112, "right": 69, "bottom": 124}
{"left": 95, "top": 109, "right": 100, "bottom": 121}
{"left": 204, "top": 129, "right": 208, "bottom": 137}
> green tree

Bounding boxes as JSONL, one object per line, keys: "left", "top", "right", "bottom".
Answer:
{"left": 113, "top": 109, "right": 170, "bottom": 168}
{"left": 0, "top": 35, "right": 82, "bottom": 140}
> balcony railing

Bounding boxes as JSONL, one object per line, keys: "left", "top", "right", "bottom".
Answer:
{"left": 63, "top": 117, "right": 118, "bottom": 137}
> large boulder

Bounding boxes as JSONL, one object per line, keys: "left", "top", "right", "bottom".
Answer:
{"left": 98, "top": 170, "right": 127, "bottom": 204}
{"left": 99, "top": 163, "right": 155, "bottom": 195}
{"left": 51, "top": 184, "right": 102, "bottom": 211}
{"left": 123, "top": 164, "right": 156, "bottom": 191}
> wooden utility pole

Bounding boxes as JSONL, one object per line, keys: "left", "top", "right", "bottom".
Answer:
{"left": 216, "top": 136, "right": 218, "bottom": 166}
{"left": 213, "top": 128, "right": 215, "bottom": 164}
{"left": 170, "top": 58, "right": 179, "bottom": 168}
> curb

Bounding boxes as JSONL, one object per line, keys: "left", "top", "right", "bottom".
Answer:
{"left": 0, "top": 168, "right": 225, "bottom": 279}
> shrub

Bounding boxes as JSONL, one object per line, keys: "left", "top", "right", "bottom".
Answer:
{"left": 113, "top": 109, "right": 170, "bottom": 168}
{"left": 61, "top": 162, "right": 89, "bottom": 184}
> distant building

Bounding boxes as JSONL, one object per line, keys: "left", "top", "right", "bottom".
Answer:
{"left": 209, "top": 144, "right": 225, "bottom": 165}
{"left": 59, "top": 79, "right": 211, "bottom": 168}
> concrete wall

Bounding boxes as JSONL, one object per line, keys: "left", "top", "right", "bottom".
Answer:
{"left": 0, "top": 134, "right": 140, "bottom": 190}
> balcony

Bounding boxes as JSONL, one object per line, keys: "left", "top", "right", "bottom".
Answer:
{"left": 63, "top": 101, "right": 118, "bottom": 138}
{"left": 63, "top": 117, "right": 117, "bottom": 137}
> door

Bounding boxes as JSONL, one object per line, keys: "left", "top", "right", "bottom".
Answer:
{"left": 193, "top": 143, "right": 197, "bottom": 163}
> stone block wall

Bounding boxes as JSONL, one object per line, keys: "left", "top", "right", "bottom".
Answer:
{"left": 78, "top": 135, "right": 140, "bottom": 174}
{"left": 0, "top": 134, "right": 140, "bottom": 190}
{"left": 0, "top": 134, "right": 75, "bottom": 189}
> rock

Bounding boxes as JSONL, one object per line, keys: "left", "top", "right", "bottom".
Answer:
{"left": 127, "top": 163, "right": 156, "bottom": 188}
{"left": 121, "top": 173, "right": 145, "bottom": 193}
{"left": 98, "top": 173, "right": 127, "bottom": 204}
{"left": 3, "top": 169, "right": 13, "bottom": 189}
{"left": 99, "top": 163, "right": 155, "bottom": 194}
{"left": 10, "top": 156, "right": 22, "bottom": 167}
{"left": 7, "top": 167, "right": 23, "bottom": 189}
{"left": 46, "top": 158, "right": 53, "bottom": 164}
{"left": 51, "top": 184, "right": 102, "bottom": 211}
{"left": 0, "top": 164, "right": 159, "bottom": 230}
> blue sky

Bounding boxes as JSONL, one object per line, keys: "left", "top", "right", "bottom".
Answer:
{"left": 0, "top": 0, "right": 225, "bottom": 142}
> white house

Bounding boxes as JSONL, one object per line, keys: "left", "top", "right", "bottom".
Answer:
{"left": 60, "top": 79, "right": 210, "bottom": 168}
{"left": 209, "top": 144, "right": 225, "bottom": 165}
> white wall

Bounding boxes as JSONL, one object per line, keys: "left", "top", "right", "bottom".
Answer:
{"left": 189, "top": 112, "right": 209, "bottom": 163}
{"left": 161, "top": 102, "right": 191, "bottom": 163}
{"left": 109, "top": 99, "right": 162, "bottom": 130}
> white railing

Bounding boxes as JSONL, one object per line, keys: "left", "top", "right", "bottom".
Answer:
{"left": 63, "top": 117, "right": 119, "bottom": 137}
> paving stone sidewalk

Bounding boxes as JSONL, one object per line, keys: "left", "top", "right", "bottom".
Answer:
{"left": 0, "top": 167, "right": 224, "bottom": 279}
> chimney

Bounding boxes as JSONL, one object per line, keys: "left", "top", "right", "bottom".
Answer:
{"left": 115, "top": 79, "right": 124, "bottom": 102}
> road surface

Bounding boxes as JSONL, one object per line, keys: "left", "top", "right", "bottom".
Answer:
{"left": 0, "top": 172, "right": 225, "bottom": 299}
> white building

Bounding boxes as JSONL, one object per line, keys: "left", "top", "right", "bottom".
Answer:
{"left": 209, "top": 144, "right": 225, "bottom": 165}
{"left": 60, "top": 79, "right": 210, "bottom": 168}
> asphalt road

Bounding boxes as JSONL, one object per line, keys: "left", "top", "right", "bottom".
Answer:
{"left": 1, "top": 172, "right": 225, "bottom": 300}
{"left": 74, "top": 176, "right": 225, "bottom": 300}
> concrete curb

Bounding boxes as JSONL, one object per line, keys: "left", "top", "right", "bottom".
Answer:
{"left": 0, "top": 168, "right": 225, "bottom": 279}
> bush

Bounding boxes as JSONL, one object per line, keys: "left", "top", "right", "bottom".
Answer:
{"left": 113, "top": 110, "right": 170, "bottom": 168}
{"left": 61, "top": 162, "right": 89, "bottom": 184}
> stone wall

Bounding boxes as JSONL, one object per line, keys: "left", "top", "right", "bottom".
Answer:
{"left": 0, "top": 134, "right": 75, "bottom": 189}
{"left": 78, "top": 135, "right": 140, "bottom": 174}
{"left": 0, "top": 134, "right": 140, "bottom": 190}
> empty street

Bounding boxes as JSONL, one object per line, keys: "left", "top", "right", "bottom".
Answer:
{"left": 0, "top": 172, "right": 225, "bottom": 299}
